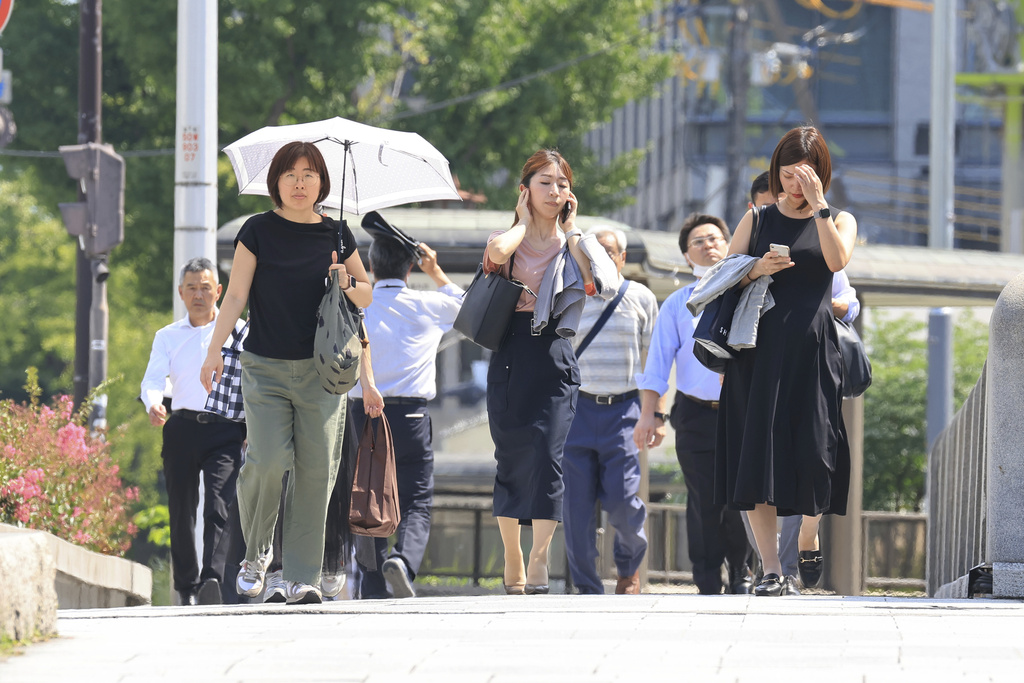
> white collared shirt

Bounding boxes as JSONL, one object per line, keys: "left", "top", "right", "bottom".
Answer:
{"left": 350, "top": 279, "right": 464, "bottom": 401}
{"left": 140, "top": 313, "right": 245, "bottom": 413}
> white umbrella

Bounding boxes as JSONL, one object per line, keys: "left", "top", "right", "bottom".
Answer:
{"left": 223, "top": 116, "right": 461, "bottom": 214}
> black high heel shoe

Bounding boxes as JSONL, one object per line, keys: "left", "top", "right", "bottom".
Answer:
{"left": 798, "top": 551, "right": 824, "bottom": 588}
{"left": 524, "top": 583, "right": 549, "bottom": 595}
{"left": 753, "top": 573, "right": 786, "bottom": 597}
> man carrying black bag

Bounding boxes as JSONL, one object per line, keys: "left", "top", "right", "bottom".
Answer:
{"left": 350, "top": 215, "right": 464, "bottom": 599}
{"left": 633, "top": 214, "right": 754, "bottom": 595}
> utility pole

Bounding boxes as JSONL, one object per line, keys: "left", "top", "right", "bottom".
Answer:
{"left": 725, "top": 1, "right": 751, "bottom": 228}
{"left": 173, "top": 0, "right": 218, "bottom": 320}
{"left": 73, "top": 0, "right": 101, "bottom": 410}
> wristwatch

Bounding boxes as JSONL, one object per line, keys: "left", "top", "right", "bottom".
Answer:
{"left": 341, "top": 274, "right": 357, "bottom": 291}
{"left": 653, "top": 412, "right": 669, "bottom": 422}
{"left": 813, "top": 207, "right": 831, "bottom": 220}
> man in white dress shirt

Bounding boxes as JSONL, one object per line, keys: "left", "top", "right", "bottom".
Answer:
{"left": 350, "top": 236, "right": 464, "bottom": 599}
{"left": 634, "top": 214, "right": 754, "bottom": 595}
{"left": 562, "top": 227, "right": 660, "bottom": 595}
{"left": 141, "top": 257, "right": 245, "bottom": 606}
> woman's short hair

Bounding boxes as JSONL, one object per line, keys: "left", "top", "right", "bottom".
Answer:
{"left": 266, "top": 141, "right": 332, "bottom": 209}
{"left": 768, "top": 126, "right": 832, "bottom": 202}
{"left": 512, "top": 149, "right": 574, "bottom": 226}
{"left": 368, "top": 237, "right": 416, "bottom": 281}
{"left": 678, "top": 213, "right": 730, "bottom": 255}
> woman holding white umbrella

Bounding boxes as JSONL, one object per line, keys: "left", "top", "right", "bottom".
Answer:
{"left": 201, "top": 141, "right": 378, "bottom": 604}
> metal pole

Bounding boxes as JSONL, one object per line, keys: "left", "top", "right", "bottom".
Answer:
{"left": 927, "top": 308, "right": 955, "bottom": 451}
{"left": 926, "top": 1, "right": 956, "bottom": 449}
{"left": 928, "top": 0, "right": 956, "bottom": 250}
{"left": 173, "top": 0, "right": 218, "bottom": 320}
{"left": 74, "top": 0, "right": 102, "bottom": 409}
{"left": 724, "top": 1, "right": 750, "bottom": 228}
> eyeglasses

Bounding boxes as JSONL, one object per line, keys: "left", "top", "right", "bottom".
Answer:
{"left": 280, "top": 172, "right": 320, "bottom": 186}
{"left": 688, "top": 235, "right": 725, "bottom": 249}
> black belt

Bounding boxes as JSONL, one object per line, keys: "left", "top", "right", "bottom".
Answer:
{"left": 173, "top": 409, "right": 235, "bottom": 424}
{"left": 354, "top": 397, "right": 427, "bottom": 406}
{"left": 683, "top": 394, "right": 720, "bottom": 410}
{"left": 579, "top": 389, "right": 639, "bottom": 405}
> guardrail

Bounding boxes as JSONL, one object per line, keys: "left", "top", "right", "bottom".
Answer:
{"left": 420, "top": 498, "right": 926, "bottom": 590}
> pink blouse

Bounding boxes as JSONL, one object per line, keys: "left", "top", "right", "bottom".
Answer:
{"left": 483, "top": 231, "right": 562, "bottom": 312}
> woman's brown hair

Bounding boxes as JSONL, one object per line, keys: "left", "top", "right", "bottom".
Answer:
{"left": 768, "top": 126, "right": 831, "bottom": 210}
{"left": 511, "top": 149, "right": 574, "bottom": 227}
{"left": 266, "top": 141, "right": 332, "bottom": 208}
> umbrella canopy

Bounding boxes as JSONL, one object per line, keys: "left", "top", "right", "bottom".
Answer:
{"left": 223, "top": 117, "right": 461, "bottom": 215}
{"left": 361, "top": 211, "right": 424, "bottom": 258}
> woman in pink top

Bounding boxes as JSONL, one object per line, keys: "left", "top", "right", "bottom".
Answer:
{"left": 483, "top": 149, "right": 596, "bottom": 595}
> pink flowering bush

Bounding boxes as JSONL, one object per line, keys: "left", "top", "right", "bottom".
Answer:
{"left": 0, "top": 369, "right": 138, "bottom": 555}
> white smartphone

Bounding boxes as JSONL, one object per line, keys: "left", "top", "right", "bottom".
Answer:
{"left": 769, "top": 243, "right": 790, "bottom": 259}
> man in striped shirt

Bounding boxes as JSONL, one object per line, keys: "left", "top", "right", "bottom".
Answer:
{"left": 562, "top": 227, "right": 660, "bottom": 594}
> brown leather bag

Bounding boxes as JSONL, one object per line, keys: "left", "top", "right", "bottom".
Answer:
{"left": 349, "top": 413, "right": 401, "bottom": 537}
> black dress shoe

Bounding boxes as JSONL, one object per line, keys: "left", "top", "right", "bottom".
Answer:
{"left": 728, "top": 566, "right": 753, "bottom": 594}
{"left": 783, "top": 576, "right": 801, "bottom": 595}
{"left": 798, "top": 551, "right": 824, "bottom": 588}
{"left": 753, "top": 573, "right": 786, "bottom": 597}
{"left": 177, "top": 589, "right": 198, "bottom": 606}
{"left": 197, "top": 578, "right": 222, "bottom": 605}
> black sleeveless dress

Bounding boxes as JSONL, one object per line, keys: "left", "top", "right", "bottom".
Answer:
{"left": 715, "top": 204, "right": 850, "bottom": 517}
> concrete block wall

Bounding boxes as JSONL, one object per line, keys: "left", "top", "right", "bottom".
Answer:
{"left": 0, "top": 522, "right": 152, "bottom": 640}
{"left": 0, "top": 526, "right": 58, "bottom": 641}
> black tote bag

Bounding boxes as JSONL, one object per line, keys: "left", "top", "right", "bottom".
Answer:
{"left": 453, "top": 254, "right": 532, "bottom": 351}
{"left": 835, "top": 317, "right": 872, "bottom": 398}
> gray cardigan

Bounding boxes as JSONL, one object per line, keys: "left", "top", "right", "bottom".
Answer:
{"left": 686, "top": 254, "right": 775, "bottom": 351}
{"left": 532, "top": 234, "right": 618, "bottom": 337}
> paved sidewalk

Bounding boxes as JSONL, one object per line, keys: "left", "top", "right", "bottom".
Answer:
{"left": 2, "top": 594, "right": 1022, "bottom": 682}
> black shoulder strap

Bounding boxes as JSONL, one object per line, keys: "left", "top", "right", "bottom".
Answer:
{"left": 576, "top": 278, "right": 630, "bottom": 358}
{"left": 748, "top": 206, "right": 763, "bottom": 257}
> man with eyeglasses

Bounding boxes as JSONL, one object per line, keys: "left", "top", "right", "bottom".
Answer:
{"left": 633, "top": 213, "right": 754, "bottom": 595}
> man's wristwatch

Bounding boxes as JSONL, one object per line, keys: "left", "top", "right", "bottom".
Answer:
{"left": 653, "top": 412, "right": 669, "bottom": 422}
{"left": 813, "top": 207, "right": 831, "bottom": 220}
{"left": 341, "top": 274, "right": 357, "bottom": 291}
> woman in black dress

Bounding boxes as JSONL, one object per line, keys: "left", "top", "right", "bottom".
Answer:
{"left": 717, "top": 126, "right": 857, "bottom": 596}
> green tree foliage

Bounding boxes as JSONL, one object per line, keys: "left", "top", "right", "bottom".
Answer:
{"left": 862, "top": 310, "right": 989, "bottom": 512}
{"left": 378, "top": 0, "right": 668, "bottom": 212}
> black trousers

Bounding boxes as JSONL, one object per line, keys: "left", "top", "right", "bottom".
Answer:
{"left": 161, "top": 414, "right": 244, "bottom": 592}
{"left": 670, "top": 392, "right": 750, "bottom": 594}
{"left": 353, "top": 400, "right": 434, "bottom": 598}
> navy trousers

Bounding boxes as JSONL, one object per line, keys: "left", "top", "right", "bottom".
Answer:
{"left": 563, "top": 396, "right": 648, "bottom": 594}
{"left": 353, "top": 400, "right": 434, "bottom": 599}
{"left": 671, "top": 393, "right": 751, "bottom": 594}
{"left": 161, "top": 414, "right": 244, "bottom": 592}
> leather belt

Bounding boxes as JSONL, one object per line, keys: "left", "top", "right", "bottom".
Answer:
{"left": 683, "top": 394, "right": 720, "bottom": 410}
{"left": 579, "top": 389, "right": 639, "bottom": 405}
{"left": 173, "top": 409, "right": 235, "bottom": 424}
{"left": 354, "top": 397, "right": 428, "bottom": 406}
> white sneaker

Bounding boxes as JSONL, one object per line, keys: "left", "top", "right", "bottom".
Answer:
{"left": 285, "top": 581, "right": 323, "bottom": 605}
{"left": 382, "top": 558, "right": 416, "bottom": 598}
{"left": 263, "top": 570, "right": 287, "bottom": 603}
{"left": 320, "top": 572, "right": 346, "bottom": 599}
{"left": 236, "top": 548, "right": 273, "bottom": 597}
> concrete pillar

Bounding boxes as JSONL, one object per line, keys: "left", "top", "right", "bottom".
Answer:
{"left": 986, "top": 273, "right": 1024, "bottom": 597}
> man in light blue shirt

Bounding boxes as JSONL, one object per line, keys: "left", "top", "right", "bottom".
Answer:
{"left": 350, "top": 235, "right": 464, "bottom": 599}
{"left": 634, "top": 214, "right": 754, "bottom": 594}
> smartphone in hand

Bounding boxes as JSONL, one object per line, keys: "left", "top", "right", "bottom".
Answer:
{"left": 561, "top": 200, "right": 572, "bottom": 223}
{"left": 769, "top": 243, "right": 790, "bottom": 259}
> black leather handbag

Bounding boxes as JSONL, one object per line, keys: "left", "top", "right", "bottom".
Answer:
{"left": 834, "top": 317, "right": 872, "bottom": 397}
{"left": 453, "top": 253, "right": 532, "bottom": 351}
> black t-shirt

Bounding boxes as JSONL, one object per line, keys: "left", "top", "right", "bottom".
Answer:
{"left": 235, "top": 211, "right": 358, "bottom": 360}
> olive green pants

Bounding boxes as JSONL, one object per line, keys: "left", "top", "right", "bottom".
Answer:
{"left": 239, "top": 352, "right": 346, "bottom": 586}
